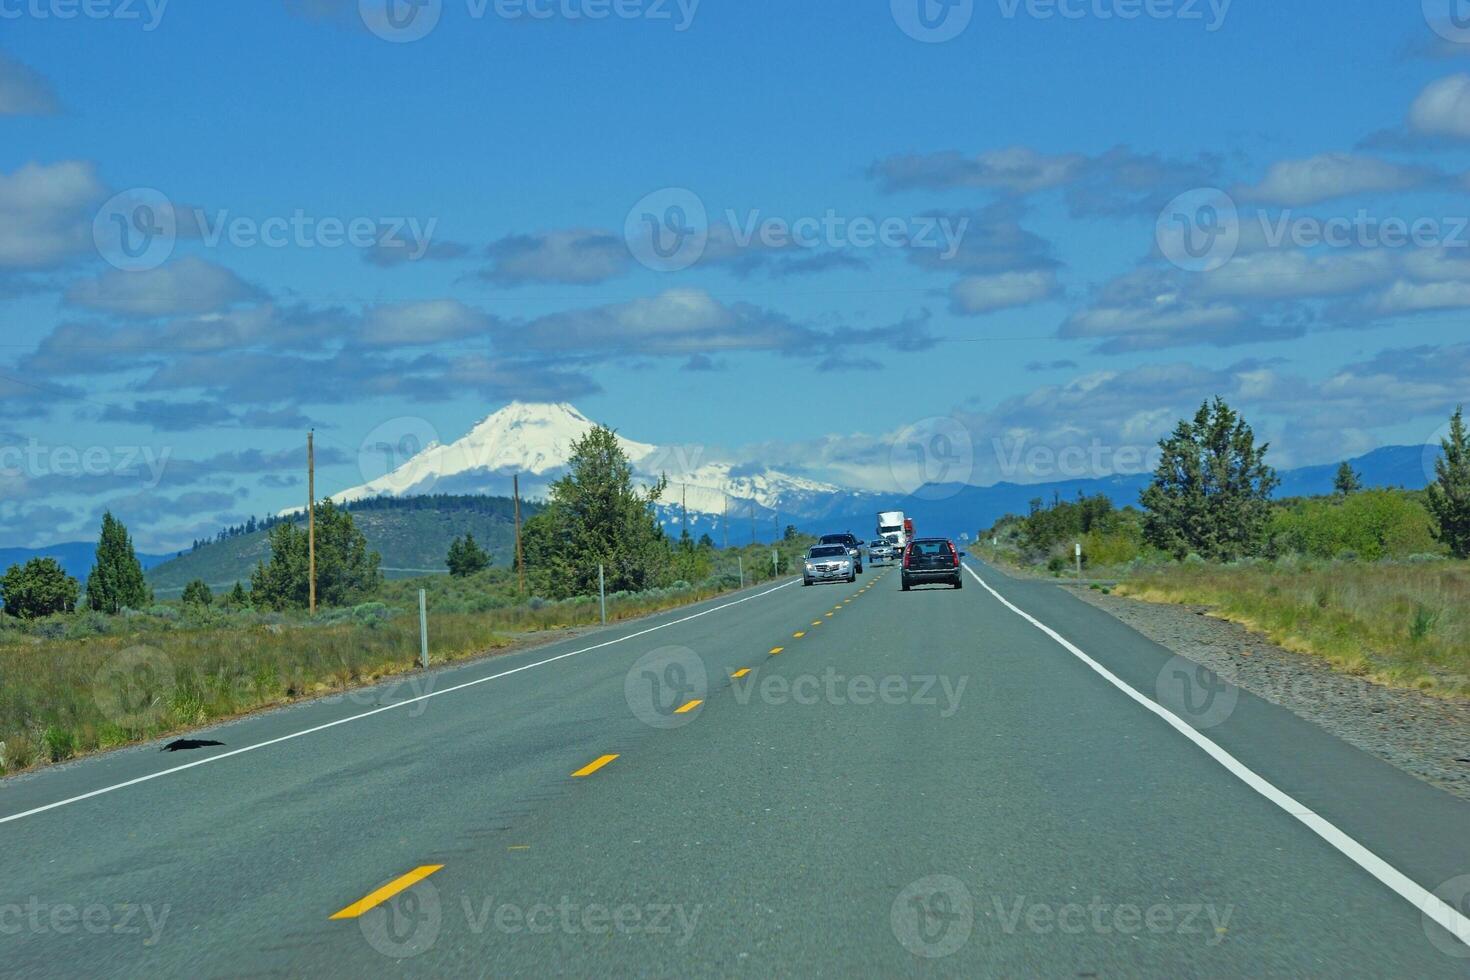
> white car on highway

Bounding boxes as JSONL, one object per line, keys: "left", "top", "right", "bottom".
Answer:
{"left": 803, "top": 544, "right": 855, "bottom": 585}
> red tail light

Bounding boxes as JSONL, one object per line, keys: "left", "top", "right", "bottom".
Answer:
{"left": 902, "top": 545, "right": 911, "bottom": 569}
{"left": 951, "top": 541, "right": 960, "bottom": 568}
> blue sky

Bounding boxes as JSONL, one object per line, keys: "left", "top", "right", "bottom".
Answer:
{"left": 2, "top": 0, "right": 1469, "bottom": 550}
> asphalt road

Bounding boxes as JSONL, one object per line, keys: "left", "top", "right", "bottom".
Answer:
{"left": 2, "top": 559, "right": 1468, "bottom": 977}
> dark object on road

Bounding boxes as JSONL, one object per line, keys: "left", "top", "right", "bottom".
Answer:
{"left": 901, "top": 538, "right": 963, "bottom": 591}
{"left": 159, "top": 739, "right": 225, "bottom": 752}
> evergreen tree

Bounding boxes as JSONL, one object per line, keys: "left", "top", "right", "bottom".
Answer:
{"left": 521, "top": 425, "right": 670, "bottom": 599}
{"left": 250, "top": 501, "right": 381, "bottom": 609}
{"left": 181, "top": 579, "right": 213, "bottom": 607}
{"left": 224, "top": 581, "right": 250, "bottom": 607}
{"left": 86, "top": 511, "right": 152, "bottom": 613}
{"left": 446, "top": 533, "right": 491, "bottom": 577}
{"left": 1334, "top": 462, "right": 1362, "bottom": 496}
{"left": 1426, "top": 405, "right": 1470, "bottom": 559}
{"left": 1140, "top": 398, "right": 1279, "bottom": 560}
{"left": 1, "top": 558, "right": 80, "bottom": 619}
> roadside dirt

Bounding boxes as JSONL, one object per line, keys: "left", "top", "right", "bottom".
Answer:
{"left": 1066, "top": 585, "right": 1470, "bottom": 801}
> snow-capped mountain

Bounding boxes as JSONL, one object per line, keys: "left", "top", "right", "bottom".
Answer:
{"left": 327, "top": 402, "right": 854, "bottom": 523}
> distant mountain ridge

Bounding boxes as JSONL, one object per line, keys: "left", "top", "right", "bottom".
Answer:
{"left": 0, "top": 543, "right": 172, "bottom": 587}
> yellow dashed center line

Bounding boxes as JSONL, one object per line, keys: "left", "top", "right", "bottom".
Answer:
{"left": 330, "top": 865, "right": 443, "bottom": 920}
{"left": 674, "top": 699, "right": 703, "bottom": 714}
{"left": 770, "top": 646, "right": 784, "bottom": 655}
{"left": 793, "top": 631, "right": 806, "bottom": 638}
{"left": 571, "top": 754, "right": 620, "bottom": 778}
{"left": 732, "top": 668, "right": 751, "bottom": 678}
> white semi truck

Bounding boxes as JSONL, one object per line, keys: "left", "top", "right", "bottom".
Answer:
{"left": 877, "top": 510, "right": 907, "bottom": 550}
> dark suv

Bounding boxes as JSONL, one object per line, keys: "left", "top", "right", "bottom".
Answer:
{"left": 901, "top": 538, "right": 962, "bottom": 591}
{"left": 817, "top": 532, "right": 863, "bottom": 574}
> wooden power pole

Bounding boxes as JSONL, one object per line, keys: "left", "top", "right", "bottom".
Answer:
{"left": 307, "top": 429, "right": 316, "bottom": 616}
{"left": 513, "top": 474, "right": 525, "bottom": 595}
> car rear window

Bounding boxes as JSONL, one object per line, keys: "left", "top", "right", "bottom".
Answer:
{"left": 810, "top": 546, "right": 847, "bottom": 558}
{"left": 911, "top": 540, "right": 953, "bottom": 557}
{"left": 819, "top": 535, "right": 848, "bottom": 544}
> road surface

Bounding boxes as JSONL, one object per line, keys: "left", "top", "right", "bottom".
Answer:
{"left": 2, "top": 560, "right": 1468, "bottom": 976}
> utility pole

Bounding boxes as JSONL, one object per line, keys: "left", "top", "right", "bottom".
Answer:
{"left": 307, "top": 429, "right": 316, "bottom": 616}
{"left": 513, "top": 474, "right": 525, "bottom": 595}
{"left": 722, "top": 492, "right": 728, "bottom": 550}
{"left": 682, "top": 484, "right": 688, "bottom": 542}
{"left": 750, "top": 502, "right": 755, "bottom": 546}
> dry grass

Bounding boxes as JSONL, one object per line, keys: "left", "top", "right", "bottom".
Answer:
{"left": 0, "top": 577, "right": 778, "bottom": 777}
{"left": 1116, "top": 560, "right": 1470, "bottom": 697}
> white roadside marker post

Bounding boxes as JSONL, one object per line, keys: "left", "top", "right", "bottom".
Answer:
{"left": 418, "top": 588, "right": 429, "bottom": 670}
{"left": 738, "top": 556, "right": 744, "bottom": 589}
{"left": 1075, "top": 542, "right": 1082, "bottom": 580}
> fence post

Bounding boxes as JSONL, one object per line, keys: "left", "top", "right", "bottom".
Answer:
{"left": 599, "top": 563, "right": 607, "bottom": 625}
{"left": 418, "top": 588, "right": 429, "bottom": 670}
{"left": 1074, "top": 542, "right": 1082, "bottom": 580}
{"left": 738, "top": 556, "right": 744, "bottom": 589}
{"left": 772, "top": 548, "right": 778, "bottom": 576}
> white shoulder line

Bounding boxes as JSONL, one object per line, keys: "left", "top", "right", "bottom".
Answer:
{"left": 0, "top": 579, "right": 798, "bottom": 826}
{"left": 962, "top": 562, "right": 1470, "bottom": 952}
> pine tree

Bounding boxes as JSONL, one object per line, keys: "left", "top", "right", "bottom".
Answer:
{"left": 1140, "top": 398, "right": 1279, "bottom": 560}
{"left": 1426, "top": 405, "right": 1470, "bottom": 559}
{"left": 225, "top": 582, "right": 250, "bottom": 608}
{"left": 1334, "top": 462, "right": 1362, "bottom": 496}
{"left": 181, "top": 579, "right": 213, "bottom": 607}
{"left": 446, "top": 533, "right": 490, "bottom": 577}
{"left": 249, "top": 502, "right": 381, "bottom": 610}
{"left": 86, "top": 512, "right": 152, "bottom": 614}
{"left": 1, "top": 558, "right": 80, "bottom": 619}
{"left": 521, "top": 425, "right": 670, "bottom": 599}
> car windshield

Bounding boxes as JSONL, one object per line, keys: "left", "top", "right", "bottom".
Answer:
{"left": 818, "top": 536, "right": 849, "bottom": 545}
{"left": 871, "top": 541, "right": 886, "bottom": 548}
{"left": 809, "top": 546, "right": 848, "bottom": 558}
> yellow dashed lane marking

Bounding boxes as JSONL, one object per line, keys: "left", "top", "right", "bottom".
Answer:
{"left": 793, "top": 631, "right": 806, "bottom": 638}
{"left": 770, "top": 647, "right": 784, "bottom": 655}
{"left": 732, "top": 668, "right": 751, "bottom": 678}
{"left": 331, "top": 865, "right": 443, "bottom": 920}
{"left": 675, "top": 699, "right": 703, "bottom": 714}
{"left": 572, "top": 754, "right": 620, "bottom": 778}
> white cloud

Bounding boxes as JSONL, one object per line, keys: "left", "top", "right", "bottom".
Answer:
{"left": 1238, "top": 153, "right": 1436, "bottom": 206}
{"left": 0, "top": 160, "right": 104, "bottom": 268}
{"left": 360, "top": 299, "right": 494, "bottom": 346}
{"left": 949, "top": 269, "right": 1059, "bottom": 315}
{"left": 65, "top": 257, "right": 261, "bottom": 317}
{"left": 1407, "top": 74, "right": 1470, "bottom": 140}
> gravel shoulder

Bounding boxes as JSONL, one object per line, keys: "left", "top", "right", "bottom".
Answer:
{"left": 1065, "top": 584, "right": 1470, "bottom": 801}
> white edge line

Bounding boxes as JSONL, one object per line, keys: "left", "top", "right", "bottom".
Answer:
{"left": 962, "top": 561, "right": 1470, "bottom": 951}
{"left": 0, "top": 579, "right": 798, "bottom": 826}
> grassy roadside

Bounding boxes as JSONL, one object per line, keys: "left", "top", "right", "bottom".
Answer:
{"left": 1115, "top": 560, "right": 1470, "bottom": 698}
{"left": 0, "top": 567, "right": 794, "bottom": 778}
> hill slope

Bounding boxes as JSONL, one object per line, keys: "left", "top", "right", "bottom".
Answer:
{"left": 147, "top": 495, "right": 538, "bottom": 596}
